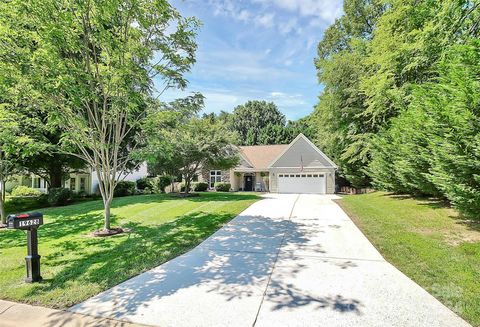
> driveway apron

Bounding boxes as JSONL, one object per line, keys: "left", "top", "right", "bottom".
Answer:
{"left": 70, "top": 194, "right": 470, "bottom": 327}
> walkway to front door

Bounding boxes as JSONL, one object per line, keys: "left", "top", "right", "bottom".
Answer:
{"left": 70, "top": 194, "right": 470, "bottom": 327}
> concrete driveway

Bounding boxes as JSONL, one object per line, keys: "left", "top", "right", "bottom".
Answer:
{"left": 70, "top": 194, "right": 470, "bottom": 327}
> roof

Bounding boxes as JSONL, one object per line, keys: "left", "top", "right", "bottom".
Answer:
{"left": 268, "top": 133, "right": 338, "bottom": 169}
{"left": 238, "top": 144, "right": 289, "bottom": 170}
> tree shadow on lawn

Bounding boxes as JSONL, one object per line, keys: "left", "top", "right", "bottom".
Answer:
{"left": 22, "top": 210, "right": 240, "bottom": 305}
{"left": 0, "top": 192, "right": 261, "bottom": 249}
{"left": 383, "top": 193, "right": 480, "bottom": 232}
{"left": 63, "top": 214, "right": 363, "bottom": 322}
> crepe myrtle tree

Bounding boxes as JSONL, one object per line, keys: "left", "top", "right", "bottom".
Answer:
{"left": 168, "top": 117, "right": 239, "bottom": 194}
{"left": 141, "top": 94, "right": 239, "bottom": 194}
{"left": 20, "top": 0, "right": 200, "bottom": 231}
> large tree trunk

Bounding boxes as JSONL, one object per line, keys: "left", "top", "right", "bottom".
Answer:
{"left": 48, "top": 165, "right": 63, "bottom": 188}
{"left": 184, "top": 177, "right": 191, "bottom": 194}
{"left": 0, "top": 179, "right": 7, "bottom": 226}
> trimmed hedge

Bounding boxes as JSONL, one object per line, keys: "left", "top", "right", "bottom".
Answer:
{"left": 136, "top": 177, "right": 151, "bottom": 190}
{"left": 114, "top": 181, "right": 136, "bottom": 197}
{"left": 155, "top": 176, "right": 173, "bottom": 193}
{"left": 47, "top": 188, "right": 73, "bottom": 206}
{"left": 214, "top": 182, "right": 231, "bottom": 192}
{"left": 192, "top": 182, "right": 208, "bottom": 192}
{"left": 11, "top": 186, "right": 41, "bottom": 197}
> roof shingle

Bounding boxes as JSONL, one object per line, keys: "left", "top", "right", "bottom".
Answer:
{"left": 238, "top": 144, "right": 288, "bottom": 170}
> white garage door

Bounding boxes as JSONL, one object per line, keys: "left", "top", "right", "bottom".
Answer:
{"left": 277, "top": 173, "right": 326, "bottom": 194}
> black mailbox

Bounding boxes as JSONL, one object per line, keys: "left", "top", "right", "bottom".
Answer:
{"left": 7, "top": 212, "right": 43, "bottom": 230}
{"left": 7, "top": 212, "right": 43, "bottom": 283}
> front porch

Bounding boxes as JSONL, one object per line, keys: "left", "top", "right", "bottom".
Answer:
{"left": 230, "top": 170, "right": 270, "bottom": 192}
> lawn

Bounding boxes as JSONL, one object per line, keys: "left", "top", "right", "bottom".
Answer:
{"left": 338, "top": 192, "right": 480, "bottom": 326}
{"left": 0, "top": 192, "right": 260, "bottom": 309}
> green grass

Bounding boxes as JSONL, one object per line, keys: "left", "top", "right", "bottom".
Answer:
{"left": 338, "top": 192, "right": 480, "bottom": 326}
{"left": 0, "top": 192, "right": 259, "bottom": 308}
{"left": 4, "top": 196, "right": 48, "bottom": 215}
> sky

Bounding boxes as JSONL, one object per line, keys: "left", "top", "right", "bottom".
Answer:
{"left": 160, "top": 0, "right": 344, "bottom": 121}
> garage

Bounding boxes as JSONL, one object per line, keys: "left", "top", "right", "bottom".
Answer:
{"left": 277, "top": 173, "right": 326, "bottom": 194}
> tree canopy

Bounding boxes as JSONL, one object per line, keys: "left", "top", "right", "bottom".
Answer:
{"left": 3, "top": 0, "right": 200, "bottom": 230}
{"left": 141, "top": 94, "right": 239, "bottom": 194}
{"left": 311, "top": 0, "right": 480, "bottom": 218}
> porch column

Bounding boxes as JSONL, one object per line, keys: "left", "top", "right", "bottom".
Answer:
{"left": 230, "top": 170, "right": 239, "bottom": 191}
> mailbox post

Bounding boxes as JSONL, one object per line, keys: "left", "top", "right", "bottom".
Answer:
{"left": 7, "top": 212, "right": 43, "bottom": 283}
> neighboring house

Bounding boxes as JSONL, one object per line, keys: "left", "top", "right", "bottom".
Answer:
{"left": 199, "top": 134, "right": 337, "bottom": 194}
{"left": 6, "top": 163, "right": 149, "bottom": 195}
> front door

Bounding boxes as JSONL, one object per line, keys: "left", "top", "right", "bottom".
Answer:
{"left": 244, "top": 175, "right": 254, "bottom": 191}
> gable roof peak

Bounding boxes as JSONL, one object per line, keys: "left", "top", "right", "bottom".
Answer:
{"left": 267, "top": 133, "right": 338, "bottom": 169}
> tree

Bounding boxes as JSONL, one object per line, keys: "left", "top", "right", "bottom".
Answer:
{"left": 142, "top": 94, "right": 238, "bottom": 194}
{"left": 21, "top": 130, "right": 87, "bottom": 188}
{"left": 171, "top": 117, "right": 239, "bottom": 193}
{"left": 17, "top": 0, "right": 200, "bottom": 231}
{"left": 230, "top": 100, "right": 286, "bottom": 145}
{"left": 312, "top": 0, "right": 385, "bottom": 187}
{"left": 0, "top": 3, "right": 42, "bottom": 225}
{"left": 312, "top": 0, "right": 480, "bottom": 188}
{"left": 0, "top": 108, "right": 38, "bottom": 225}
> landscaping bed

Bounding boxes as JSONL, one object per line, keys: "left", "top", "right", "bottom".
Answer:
{"left": 338, "top": 192, "right": 480, "bottom": 326}
{"left": 0, "top": 192, "right": 259, "bottom": 308}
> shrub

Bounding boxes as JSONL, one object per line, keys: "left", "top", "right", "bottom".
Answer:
{"left": 143, "top": 187, "right": 153, "bottom": 194}
{"left": 11, "top": 186, "right": 41, "bottom": 197}
{"left": 151, "top": 175, "right": 173, "bottom": 193}
{"left": 179, "top": 182, "right": 186, "bottom": 192}
{"left": 214, "top": 182, "right": 231, "bottom": 192}
{"left": 114, "top": 181, "right": 136, "bottom": 197}
{"left": 47, "top": 188, "right": 73, "bottom": 206}
{"left": 7, "top": 196, "right": 47, "bottom": 212}
{"left": 192, "top": 182, "right": 208, "bottom": 192}
{"left": 136, "top": 177, "right": 151, "bottom": 190}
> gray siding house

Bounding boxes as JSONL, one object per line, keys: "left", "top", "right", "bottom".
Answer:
{"left": 200, "top": 134, "right": 337, "bottom": 194}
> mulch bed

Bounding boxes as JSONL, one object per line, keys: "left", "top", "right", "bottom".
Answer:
{"left": 91, "top": 227, "right": 129, "bottom": 237}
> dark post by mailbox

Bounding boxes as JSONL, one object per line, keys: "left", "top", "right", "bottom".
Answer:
{"left": 7, "top": 212, "right": 44, "bottom": 283}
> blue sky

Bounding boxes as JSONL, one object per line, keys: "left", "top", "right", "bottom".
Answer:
{"left": 161, "top": 0, "right": 344, "bottom": 120}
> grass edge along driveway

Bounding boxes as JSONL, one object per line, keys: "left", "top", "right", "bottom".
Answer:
{"left": 0, "top": 192, "right": 260, "bottom": 309}
{"left": 338, "top": 192, "right": 480, "bottom": 327}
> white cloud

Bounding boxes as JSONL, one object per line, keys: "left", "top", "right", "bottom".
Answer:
{"left": 253, "top": 0, "right": 343, "bottom": 24}
{"left": 267, "top": 91, "right": 307, "bottom": 107}
{"left": 278, "top": 17, "right": 298, "bottom": 34}
{"left": 237, "top": 9, "right": 251, "bottom": 22}
{"left": 256, "top": 12, "right": 275, "bottom": 28}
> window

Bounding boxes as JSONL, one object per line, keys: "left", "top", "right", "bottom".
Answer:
{"left": 80, "top": 177, "right": 86, "bottom": 192}
{"left": 209, "top": 170, "right": 222, "bottom": 188}
{"left": 33, "top": 177, "right": 41, "bottom": 188}
{"left": 295, "top": 174, "right": 300, "bottom": 178}
{"left": 313, "top": 174, "right": 318, "bottom": 177}
{"left": 307, "top": 174, "right": 312, "bottom": 177}
{"left": 70, "top": 178, "right": 76, "bottom": 191}
{"left": 193, "top": 174, "right": 199, "bottom": 182}
{"left": 279, "top": 174, "right": 284, "bottom": 178}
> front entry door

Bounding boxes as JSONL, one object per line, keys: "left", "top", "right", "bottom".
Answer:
{"left": 244, "top": 175, "right": 254, "bottom": 191}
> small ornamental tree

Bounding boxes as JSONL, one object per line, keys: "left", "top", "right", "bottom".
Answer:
{"left": 141, "top": 95, "right": 239, "bottom": 195}
{"left": 19, "top": 0, "right": 200, "bottom": 231}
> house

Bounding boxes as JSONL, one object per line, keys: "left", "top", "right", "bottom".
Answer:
{"left": 6, "top": 164, "right": 149, "bottom": 195}
{"left": 199, "top": 134, "right": 337, "bottom": 194}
